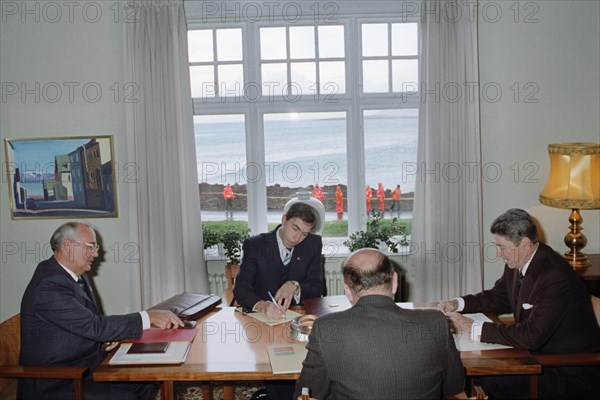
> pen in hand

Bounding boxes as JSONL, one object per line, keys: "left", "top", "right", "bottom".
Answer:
{"left": 268, "top": 291, "right": 286, "bottom": 319}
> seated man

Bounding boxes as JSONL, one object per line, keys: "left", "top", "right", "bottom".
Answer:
{"left": 233, "top": 202, "right": 324, "bottom": 319}
{"left": 18, "top": 222, "right": 183, "bottom": 400}
{"left": 234, "top": 201, "right": 324, "bottom": 400}
{"left": 295, "top": 248, "right": 465, "bottom": 400}
{"left": 440, "top": 208, "right": 600, "bottom": 398}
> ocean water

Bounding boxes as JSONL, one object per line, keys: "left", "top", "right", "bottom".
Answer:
{"left": 195, "top": 115, "right": 418, "bottom": 192}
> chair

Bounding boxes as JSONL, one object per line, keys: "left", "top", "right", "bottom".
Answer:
{"left": 223, "top": 263, "right": 240, "bottom": 306}
{"left": 532, "top": 295, "right": 600, "bottom": 394}
{"left": 0, "top": 314, "right": 88, "bottom": 400}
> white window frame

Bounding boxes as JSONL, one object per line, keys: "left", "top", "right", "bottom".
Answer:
{"left": 186, "top": 0, "right": 420, "bottom": 236}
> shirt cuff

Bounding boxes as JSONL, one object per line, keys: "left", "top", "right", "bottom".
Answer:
{"left": 139, "top": 311, "right": 150, "bottom": 330}
{"left": 454, "top": 297, "right": 465, "bottom": 312}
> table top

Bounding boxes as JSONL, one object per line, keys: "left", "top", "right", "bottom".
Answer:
{"left": 94, "top": 298, "right": 541, "bottom": 383}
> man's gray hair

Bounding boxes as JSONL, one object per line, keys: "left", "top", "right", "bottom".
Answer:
{"left": 50, "top": 222, "right": 89, "bottom": 251}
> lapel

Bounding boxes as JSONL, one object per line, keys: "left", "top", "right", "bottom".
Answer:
{"left": 514, "top": 249, "right": 542, "bottom": 321}
{"left": 80, "top": 274, "right": 98, "bottom": 311}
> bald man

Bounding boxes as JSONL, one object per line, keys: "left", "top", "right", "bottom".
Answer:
{"left": 295, "top": 249, "right": 465, "bottom": 399}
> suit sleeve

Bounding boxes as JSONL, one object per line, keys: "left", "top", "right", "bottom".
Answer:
{"left": 462, "top": 266, "right": 512, "bottom": 316}
{"left": 479, "top": 268, "right": 574, "bottom": 349}
{"left": 233, "top": 237, "right": 263, "bottom": 310}
{"left": 35, "top": 274, "right": 142, "bottom": 343}
{"left": 294, "top": 320, "right": 331, "bottom": 400}
{"left": 440, "top": 315, "right": 466, "bottom": 396}
{"left": 295, "top": 235, "right": 324, "bottom": 301}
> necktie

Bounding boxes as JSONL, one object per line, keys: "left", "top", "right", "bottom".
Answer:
{"left": 516, "top": 271, "right": 524, "bottom": 296}
{"left": 283, "top": 248, "right": 293, "bottom": 265}
{"left": 77, "top": 277, "right": 93, "bottom": 300}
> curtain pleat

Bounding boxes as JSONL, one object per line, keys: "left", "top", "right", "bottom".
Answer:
{"left": 124, "top": 0, "right": 208, "bottom": 308}
{"left": 410, "top": 0, "right": 483, "bottom": 302}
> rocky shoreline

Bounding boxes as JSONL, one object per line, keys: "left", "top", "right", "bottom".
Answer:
{"left": 199, "top": 183, "right": 414, "bottom": 212}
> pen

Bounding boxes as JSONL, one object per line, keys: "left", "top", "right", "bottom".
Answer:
{"left": 268, "top": 291, "right": 286, "bottom": 319}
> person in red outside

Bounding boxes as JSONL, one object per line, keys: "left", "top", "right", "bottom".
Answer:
{"left": 391, "top": 184, "right": 401, "bottom": 217}
{"left": 311, "top": 183, "right": 325, "bottom": 203}
{"left": 376, "top": 182, "right": 385, "bottom": 217}
{"left": 365, "top": 185, "right": 372, "bottom": 214}
{"left": 223, "top": 183, "right": 234, "bottom": 220}
{"left": 335, "top": 185, "right": 344, "bottom": 220}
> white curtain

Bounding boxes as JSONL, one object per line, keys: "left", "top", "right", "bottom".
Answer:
{"left": 409, "top": 0, "right": 483, "bottom": 302}
{"left": 124, "top": 0, "right": 208, "bottom": 308}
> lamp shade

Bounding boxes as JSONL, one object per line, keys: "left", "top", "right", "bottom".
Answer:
{"left": 539, "top": 142, "right": 600, "bottom": 209}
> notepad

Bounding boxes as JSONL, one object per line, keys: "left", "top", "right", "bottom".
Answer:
{"left": 267, "top": 343, "right": 308, "bottom": 374}
{"left": 235, "top": 307, "right": 303, "bottom": 326}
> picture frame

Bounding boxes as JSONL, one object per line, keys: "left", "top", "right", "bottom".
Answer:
{"left": 4, "top": 136, "right": 118, "bottom": 219}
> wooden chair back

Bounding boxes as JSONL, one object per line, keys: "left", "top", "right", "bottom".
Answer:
{"left": 0, "top": 314, "right": 88, "bottom": 400}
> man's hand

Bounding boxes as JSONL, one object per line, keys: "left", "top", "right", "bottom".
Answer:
{"left": 446, "top": 312, "right": 473, "bottom": 334}
{"left": 256, "top": 300, "right": 286, "bottom": 320}
{"left": 103, "top": 341, "right": 119, "bottom": 352}
{"left": 438, "top": 299, "right": 459, "bottom": 313}
{"left": 274, "top": 281, "right": 297, "bottom": 310}
{"left": 147, "top": 309, "right": 184, "bottom": 329}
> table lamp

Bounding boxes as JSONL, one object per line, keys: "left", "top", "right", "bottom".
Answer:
{"left": 539, "top": 142, "right": 600, "bottom": 268}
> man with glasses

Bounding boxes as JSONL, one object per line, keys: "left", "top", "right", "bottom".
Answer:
{"left": 18, "top": 222, "right": 184, "bottom": 400}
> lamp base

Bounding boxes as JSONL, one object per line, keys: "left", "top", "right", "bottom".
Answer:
{"left": 563, "top": 251, "right": 592, "bottom": 269}
{"left": 563, "top": 208, "right": 591, "bottom": 269}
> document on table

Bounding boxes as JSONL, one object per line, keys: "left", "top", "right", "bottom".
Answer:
{"left": 235, "top": 307, "right": 303, "bottom": 326}
{"left": 267, "top": 343, "right": 308, "bottom": 374}
{"left": 454, "top": 313, "right": 512, "bottom": 351}
{"left": 109, "top": 341, "right": 192, "bottom": 365}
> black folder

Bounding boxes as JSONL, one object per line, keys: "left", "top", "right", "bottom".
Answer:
{"left": 149, "top": 292, "right": 222, "bottom": 321}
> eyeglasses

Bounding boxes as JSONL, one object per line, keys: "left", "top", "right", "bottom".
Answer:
{"left": 73, "top": 241, "right": 101, "bottom": 252}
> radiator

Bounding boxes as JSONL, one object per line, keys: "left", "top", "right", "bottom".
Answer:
{"left": 208, "top": 262, "right": 345, "bottom": 297}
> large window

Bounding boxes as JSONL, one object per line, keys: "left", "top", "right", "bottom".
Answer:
{"left": 186, "top": 1, "right": 419, "bottom": 238}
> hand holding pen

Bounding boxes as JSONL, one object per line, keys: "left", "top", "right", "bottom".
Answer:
{"left": 266, "top": 291, "right": 286, "bottom": 320}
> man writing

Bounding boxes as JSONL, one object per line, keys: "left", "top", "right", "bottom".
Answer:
{"left": 19, "top": 222, "right": 183, "bottom": 400}
{"left": 440, "top": 208, "right": 600, "bottom": 398}
{"left": 233, "top": 201, "right": 323, "bottom": 400}
{"left": 233, "top": 202, "right": 324, "bottom": 320}
{"left": 295, "top": 248, "right": 465, "bottom": 399}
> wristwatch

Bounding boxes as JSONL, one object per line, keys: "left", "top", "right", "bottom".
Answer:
{"left": 291, "top": 280, "right": 300, "bottom": 294}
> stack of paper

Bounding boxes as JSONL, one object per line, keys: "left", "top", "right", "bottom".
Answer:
{"left": 109, "top": 328, "right": 198, "bottom": 365}
{"left": 236, "top": 307, "right": 303, "bottom": 326}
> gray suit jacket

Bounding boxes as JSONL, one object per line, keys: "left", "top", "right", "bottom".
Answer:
{"left": 295, "top": 295, "right": 465, "bottom": 400}
{"left": 18, "top": 257, "right": 143, "bottom": 399}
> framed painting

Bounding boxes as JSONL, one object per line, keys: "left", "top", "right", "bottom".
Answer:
{"left": 4, "top": 136, "right": 118, "bottom": 219}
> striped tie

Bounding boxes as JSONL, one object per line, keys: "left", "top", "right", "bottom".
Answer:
{"left": 283, "top": 248, "right": 292, "bottom": 265}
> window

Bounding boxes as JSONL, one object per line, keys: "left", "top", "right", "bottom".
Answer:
{"left": 186, "top": 1, "right": 419, "bottom": 240}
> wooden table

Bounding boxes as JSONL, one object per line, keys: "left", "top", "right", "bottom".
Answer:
{"left": 95, "top": 297, "right": 542, "bottom": 400}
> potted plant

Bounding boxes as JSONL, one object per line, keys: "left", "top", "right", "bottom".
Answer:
{"left": 344, "top": 211, "right": 408, "bottom": 253}
{"left": 220, "top": 228, "right": 248, "bottom": 265}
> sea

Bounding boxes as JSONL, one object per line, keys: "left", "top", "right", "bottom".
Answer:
{"left": 195, "top": 113, "right": 419, "bottom": 193}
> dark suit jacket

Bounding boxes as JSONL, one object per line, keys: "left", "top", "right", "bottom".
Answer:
{"left": 462, "top": 243, "right": 600, "bottom": 353}
{"left": 294, "top": 295, "right": 465, "bottom": 400}
{"left": 18, "top": 257, "right": 143, "bottom": 399}
{"left": 233, "top": 226, "right": 324, "bottom": 311}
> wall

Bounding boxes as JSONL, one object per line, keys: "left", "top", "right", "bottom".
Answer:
{"left": 479, "top": 0, "right": 600, "bottom": 288}
{"left": 0, "top": 1, "right": 135, "bottom": 320}
{"left": 1, "top": 1, "right": 599, "bottom": 320}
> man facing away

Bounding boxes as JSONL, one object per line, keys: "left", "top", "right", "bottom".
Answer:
{"left": 295, "top": 248, "right": 465, "bottom": 400}
{"left": 440, "top": 208, "right": 600, "bottom": 398}
{"left": 19, "top": 222, "right": 184, "bottom": 400}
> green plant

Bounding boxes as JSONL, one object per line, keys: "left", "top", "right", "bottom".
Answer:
{"left": 343, "top": 211, "right": 409, "bottom": 253}
{"left": 221, "top": 229, "right": 248, "bottom": 265}
{"left": 202, "top": 223, "right": 248, "bottom": 264}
